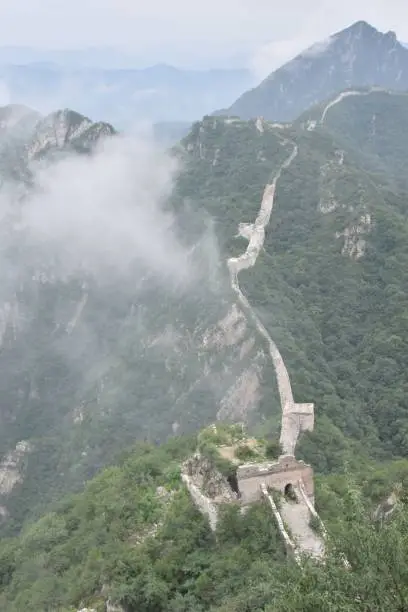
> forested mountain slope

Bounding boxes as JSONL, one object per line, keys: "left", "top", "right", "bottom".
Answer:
{"left": 298, "top": 88, "right": 408, "bottom": 190}
{"left": 1, "top": 430, "right": 408, "bottom": 611}
{"left": 177, "top": 90, "right": 408, "bottom": 473}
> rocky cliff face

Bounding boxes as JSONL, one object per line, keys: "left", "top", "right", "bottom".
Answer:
{"left": 26, "top": 109, "right": 114, "bottom": 159}
{"left": 220, "top": 21, "right": 408, "bottom": 121}
{"left": 183, "top": 453, "right": 237, "bottom": 502}
{"left": 181, "top": 451, "right": 238, "bottom": 531}
{"left": 0, "top": 105, "right": 115, "bottom": 185}
{"left": 0, "top": 441, "right": 31, "bottom": 520}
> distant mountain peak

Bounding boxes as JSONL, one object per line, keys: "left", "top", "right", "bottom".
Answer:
{"left": 342, "top": 20, "right": 379, "bottom": 34}
{"left": 335, "top": 20, "right": 398, "bottom": 43}
{"left": 219, "top": 21, "right": 408, "bottom": 122}
{"left": 385, "top": 29, "right": 398, "bottom": 42}
{"left": 0, "top": 104, "right": 40, "bottom": 135}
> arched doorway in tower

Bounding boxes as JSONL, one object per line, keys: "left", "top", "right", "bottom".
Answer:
{"left": 284, "top": 482, "right": 297, "bottom": 501}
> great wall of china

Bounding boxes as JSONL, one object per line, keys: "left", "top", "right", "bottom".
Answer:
{"left": 182, "top": 125, "right": 326, "bottom": 561}
{"left": 183, "top": 93, "right": 391, "bottom": 561}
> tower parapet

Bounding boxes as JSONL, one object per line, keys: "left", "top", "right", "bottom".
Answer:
{"left": 237, "top": 455, "right": 314, "bottom": 505}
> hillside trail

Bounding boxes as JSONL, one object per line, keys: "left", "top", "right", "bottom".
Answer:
{"left": 261, "top": 479, "right": 325, "bottom": 561}
{"left": 320, "top": 89, "right": 371, "bottom": 123}
{"left": 227, "top": 133, "right": 305, "bottom": 455}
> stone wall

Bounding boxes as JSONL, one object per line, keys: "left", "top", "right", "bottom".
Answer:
{"left": 181, "top": 473, "right": 219, "bottom": 531}
{"left": 280, "top": 402, "right": 314, "bottom": 456}
{"left": 181, "top": 453, "right": 238, "bottom": 531}
{"left": 237, "top": 455, "right": 314, "bottom": 505}
{"left": 260, "top": 483, "right": 299, "bottom": 561}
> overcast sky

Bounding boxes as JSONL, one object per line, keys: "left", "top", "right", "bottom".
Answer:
{"left": 1, "top": 0, "right": 407, "bottom": 74}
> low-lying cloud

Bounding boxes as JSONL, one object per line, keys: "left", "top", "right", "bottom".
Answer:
{"left": 0, "top": 112, "right": 226, "bottom": 400}
{"left": 249, "top": 34, "right": 335, "bottom": 81}
{"left": 12, "top": 133, "right": 194, "bottom": 286}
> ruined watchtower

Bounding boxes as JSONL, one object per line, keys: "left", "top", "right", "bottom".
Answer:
{"left": 236, "top": 455, "right": 314, "bottom": 506}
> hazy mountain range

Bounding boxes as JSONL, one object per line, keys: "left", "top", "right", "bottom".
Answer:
{"left": 0, "top": 61, "right": 254, "bottom": 129}
{"left": 0, "top": 46, "right": 149, "bottom": 69}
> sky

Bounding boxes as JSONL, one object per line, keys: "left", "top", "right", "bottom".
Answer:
{"left": 0, "top": 0, "right": 408, "bottom": 75}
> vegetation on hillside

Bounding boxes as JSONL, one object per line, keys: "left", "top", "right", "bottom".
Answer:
{"left": 1, "top": 435, "right": 408, "bottom": 611}
{"left": 239, "top": 116, "right": 408, "bottom": 469}
{"left": 299, "top": 90, "right": 408, "bottom": 191}
{"left": 173, "top": 95, "right": 408, "bottom": 477}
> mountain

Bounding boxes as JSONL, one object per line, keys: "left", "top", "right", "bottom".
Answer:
{"left": 218, "top": 21, "right": 408, "bottom": 121}
{"left": 0, "top": 63, "right": 254, "bottom": 128}
{"left": 0, "top": 105, "right": 114, "bottom": 183}
{"left": 1, "top": 86, "right": 408, "bottom": 537}
{"left": 0, "top": 46, "right": 145, "bottom": 69}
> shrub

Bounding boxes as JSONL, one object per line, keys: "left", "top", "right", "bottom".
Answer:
{"left": 309, "top": 513, "right": 322, "bottom": 534}
{"left": 235, "top": 445, "right": 257, "bottom": 462}
{"left": 265, "top": 440, "right": 283, "bottom": 460}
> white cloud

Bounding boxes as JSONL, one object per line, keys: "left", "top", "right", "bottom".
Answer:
{"left": 9, "top": 134, "right": 193, "bottom": 286}
{"left": 302, "top": 37, "right": 334, "bottom": 59}
{"left": 250, "top": 35, "right": 335, "bottom": 81}
{"left": 0, "top": 81, "right": 11, "bottom": 106}
{"left": 249, "top": 39, "right": 308, "bottom": 81}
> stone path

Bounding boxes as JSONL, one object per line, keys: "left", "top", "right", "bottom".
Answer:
{"left": 280, "top": 486, "right": 325, "bottom": 559}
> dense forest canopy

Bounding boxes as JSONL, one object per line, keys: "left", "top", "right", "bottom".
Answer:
{"left": 1, "top": 436, "right": 408, "bottom": 611}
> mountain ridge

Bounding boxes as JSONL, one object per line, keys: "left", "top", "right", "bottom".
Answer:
{"left": 0, "top": 63, "right": 254, "bottom": 128}
{"left": 217, "top": 20, "right": 408, "bottom": 121}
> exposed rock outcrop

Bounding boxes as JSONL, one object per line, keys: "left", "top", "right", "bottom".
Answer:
{"left": 183, "top": 453, "right": 237, "bottom": 502}
{"left": 181, "top": 452, "right": 238, "bottom": 531}
{"left": 337, "top": 213, "right": 372, "bottom": 259}
{"left": 373, "top": 490, "right": 399, "bottom": 522}
{"left": 0, "top": 440, "right": 32, "bottom": 496}
{"left": 106, "top": 599, "right": 125, "bottom": 612}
